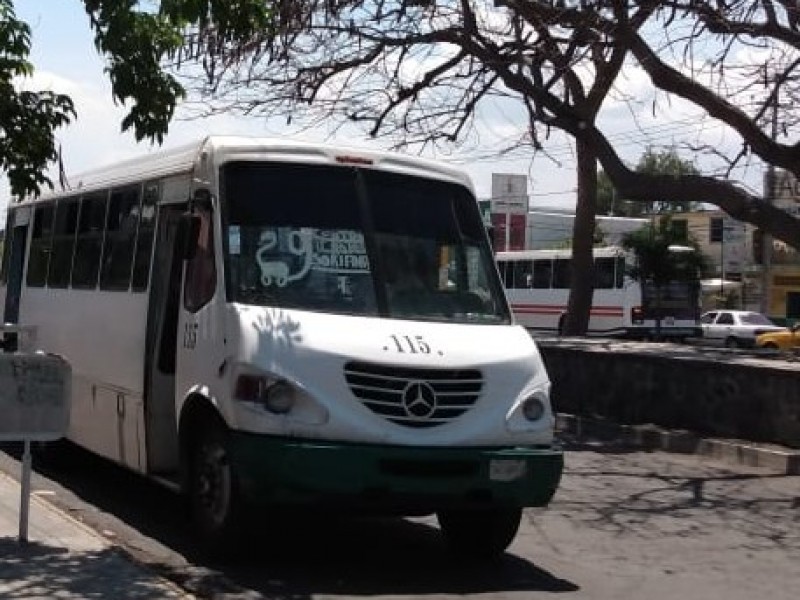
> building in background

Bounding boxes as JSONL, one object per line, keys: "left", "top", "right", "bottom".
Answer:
{"left": 670, "top": 210, "right": 754, "bottom": 311}
{"left": 766, "top": 170, "right": 800, "bottom": 322}
{"left": 669, "top": 179, "right": 800, "bottom": 323}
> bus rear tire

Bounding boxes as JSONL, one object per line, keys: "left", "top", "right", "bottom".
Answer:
{"left": 189, "top": 420, "right": 244, "bottom": 557}
{"left": 437, "top": 507, "right": 522, "bottom": 560}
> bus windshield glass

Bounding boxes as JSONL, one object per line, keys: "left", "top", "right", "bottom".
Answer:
{"left": 221, "top": 162, "right": 509, "bottom": 324}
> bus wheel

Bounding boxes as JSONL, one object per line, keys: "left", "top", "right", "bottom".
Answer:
{"left": 189, "top": 421, "right": 243, "bottom": 555}
{"left": 437, "top": 507, "right": 522, "bottom": 560}
{"left": 724, "top": 337, "right": 739, "bottom": 349}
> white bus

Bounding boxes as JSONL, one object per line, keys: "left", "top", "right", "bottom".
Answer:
{"left": 0, "top": 136, "right": 562, "bottom": 558}
{"left": 496, "top": 246, "right": 702, "bottom": 339}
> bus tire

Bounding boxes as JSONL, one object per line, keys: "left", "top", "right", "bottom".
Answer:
{"left": 724, "top": 336, "right": 739, "bottom": 349}
{"left": 437, "top": 507, "right": 522, "bottom": 560}
{"left": 188, "top": 418, "right": 244, "bottom": 556}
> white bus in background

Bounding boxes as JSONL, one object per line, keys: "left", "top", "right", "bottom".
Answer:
{"left": 0, "top": 136, "right": 562, "bottom": 559}
{"left": 496, "top": 246, "right": 702, "bottom": 339}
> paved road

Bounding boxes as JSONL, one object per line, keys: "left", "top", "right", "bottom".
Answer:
{"left": 1, "top": 439, "right": 798, "bottom": 599}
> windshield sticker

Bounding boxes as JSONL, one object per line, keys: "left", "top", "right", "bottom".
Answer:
{"left": 229, "top": 225, "right": 241, "bottom": 255}
{"left": 254, "top": 228, "right": 370, "bottom": 289}
{"left": 312, "top": 230, "right": 370, "bottom": 273}
{"left": 256, "top": 229, "right": 313, "bottom": 287}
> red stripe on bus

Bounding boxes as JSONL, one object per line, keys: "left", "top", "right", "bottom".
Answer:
{"left": 510, "top": 304, "right": 624, "bottom": 317}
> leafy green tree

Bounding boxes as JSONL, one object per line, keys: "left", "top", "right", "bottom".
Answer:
{"left": 622, "top": 215, "right": 706, "bottom": 339}
{"left": 0, "top": 0, "right": 272, "bottom": 198}
{"left": 634, "top": 148, "right": 701, "bottom": 214}
{"left": 597, "top": 148, "right": 701, "bottom": 217}
{"left": 0, "top": 0, "right": 74, "bottom": 198}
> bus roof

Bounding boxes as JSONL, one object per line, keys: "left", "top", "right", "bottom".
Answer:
{"left": 495, "top": 246, "right": 627, "bottom": 260}
{"left": 13, "top": 135, "right": 475, "bottom": 205}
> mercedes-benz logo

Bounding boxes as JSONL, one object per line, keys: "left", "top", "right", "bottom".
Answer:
{"left": 401, "top": 381, "right": 438, "bottom": 419}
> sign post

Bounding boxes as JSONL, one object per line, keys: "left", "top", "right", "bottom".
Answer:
{"left": 0, "top": 324, "right": 70, "bottom": 543}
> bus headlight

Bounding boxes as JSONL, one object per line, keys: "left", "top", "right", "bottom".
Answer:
{"left": 233, "top": 372, "right": 328, "bottom": 425}
{"left": 521, "top": 395, "right": 546, "bottom": 421}
{"left": 234, "top": 374, "right": 296, "bottom": 414}
{"left": 262, "top": 380, "right": 295, "bottom": 414}
{"left": 506, "top": 389, "right": 552, "bottom": 433}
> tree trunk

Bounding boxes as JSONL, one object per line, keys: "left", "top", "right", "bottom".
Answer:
{"left": 563, "top": 140, "right": 598, "bottom": 336}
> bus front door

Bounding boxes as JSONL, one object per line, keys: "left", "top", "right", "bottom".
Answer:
{"left": 144, "top": 204, "right": 188, "bottom": 475}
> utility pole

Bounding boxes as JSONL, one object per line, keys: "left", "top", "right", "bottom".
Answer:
{"left": 720, "top": 222, "right": 725, "bottom": 300}
{"left": 761, "top": 90, "right": 778, "bottom": 315}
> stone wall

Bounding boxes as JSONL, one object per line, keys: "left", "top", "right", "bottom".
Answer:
{"left": 536, "top": 339, "right": 800, "bottom": 448}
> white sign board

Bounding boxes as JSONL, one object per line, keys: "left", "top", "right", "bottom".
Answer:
{"left": 491, "top": 173, "right": 530, "bottom": 215}
{"left": 0, "top": 353, "right": 71, "bottom": 442}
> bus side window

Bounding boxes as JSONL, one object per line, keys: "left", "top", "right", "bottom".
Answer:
{"left": 532, "top": 259, "right": 552, "bottom": 289}
{"left": 183, "top": 202, "right": 216, "bottom": 312}
{"left": 26, "top": 204, "right": 55, "bottom": 287}
{"left": 100, "top": 185, "right": 141, "bottom": 290}
{"left": 131, "top": 182, "right": 159, "bottom": 292}
{"left": 512, "top": 259, "right": 532, "bottom": 289}
{"left": 72, "top": 191, "right": 109, "bottom": 289}
{"left": 552, "top": 258, "right": 571, "bottom": 288}
{"left": 48, "top": 198, "right": 80, "bottom": 288}
{"left": 594, "top": 257, "right": 615, "bottom": 289}
{"left": 615, "top": 256, "right": 625, "bottom": 288}
{"left": 497, "top": 261, "right": 509, "bottom": 287}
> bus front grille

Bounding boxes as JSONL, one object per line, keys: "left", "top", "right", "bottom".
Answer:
{"left": 343, "top": 361, "right": 483, "bottom": 428}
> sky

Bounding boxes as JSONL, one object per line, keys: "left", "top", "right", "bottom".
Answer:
{"left": 1, "top": 1, "right": 770, "bottom": 227}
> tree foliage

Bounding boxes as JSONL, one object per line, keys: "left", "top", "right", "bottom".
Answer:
{"left": 0, "top": 0, "right": 75, "bottom": 198}
{"left": 597, "top": 148, "right": 701, "bottom": 217}
{"left": 0, "top": 0, "right": 272, "bottom": 198}
{"left": 621, "top": 215, "right": 706, "bottom": 338}
{"left": 622, "top": 216, "right": 705, "bottom": 287}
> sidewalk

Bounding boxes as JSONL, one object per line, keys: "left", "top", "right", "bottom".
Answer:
{"left": 0, "top": 470, "right": 190, "bottom": 599}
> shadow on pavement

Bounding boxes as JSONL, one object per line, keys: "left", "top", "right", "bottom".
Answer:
{"left": 196, "top": 515, "right": 579, "bottom": 597}
{"left": 0, "top": 538, "right": 181, "bottom": 598}
{"left": 0, "top": 442, "right": 579, "bottom": 598}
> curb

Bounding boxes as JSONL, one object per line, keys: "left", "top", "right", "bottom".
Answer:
{"left": 556, "top": 413, "right": 800, "bottom": 475}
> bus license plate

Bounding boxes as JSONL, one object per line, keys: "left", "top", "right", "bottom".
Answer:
{"left": 664, "top": 316, "right": 675, "bottom": 326}
{"left": 489, "top": 459, "right": 527, "bottom": 482}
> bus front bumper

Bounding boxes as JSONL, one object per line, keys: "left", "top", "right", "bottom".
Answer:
{"left": 228, "top": 433, "right": 563, "bottom": 512}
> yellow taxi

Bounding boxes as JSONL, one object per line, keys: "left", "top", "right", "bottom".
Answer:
{"left": 756, "top": 323, "right": 800, "bottom": 350}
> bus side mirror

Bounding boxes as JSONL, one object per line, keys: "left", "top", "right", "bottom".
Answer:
{"left": 182, "top": 188, "right": 211, "bottom": 260}
{"left": 180, "top": 214, "right": 202, "bottom": 261}
{"left": 191, "top": 188, "right": 212, "bottom": 210}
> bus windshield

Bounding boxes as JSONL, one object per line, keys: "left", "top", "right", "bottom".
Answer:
{"left": 221, "top": 162, "right": 509, "bottom": 324}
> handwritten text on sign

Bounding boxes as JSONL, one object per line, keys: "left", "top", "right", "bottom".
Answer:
{"left": 0, "top": 354, "right": 70, "bottom": 441}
